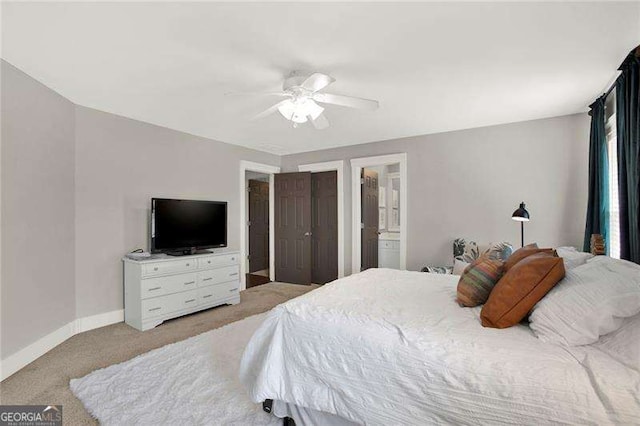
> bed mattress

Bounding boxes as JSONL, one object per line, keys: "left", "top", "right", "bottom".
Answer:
{"left": 240, "top": 268, "right": 640, "bottom": 425}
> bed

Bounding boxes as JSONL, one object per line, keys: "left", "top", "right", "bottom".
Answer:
{"left": 239, "top": 268, "right": 640, "bottom": 425}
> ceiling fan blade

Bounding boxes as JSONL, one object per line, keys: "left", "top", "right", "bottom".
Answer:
{"left": 313, "top": 93, "right": 379, "bottom": 110}
{"left": 300, "top": 73, "right": 335, "bottom": 92}
{"left": 225, "top": 91, "right": 290, "bottom": 98}
{"left": 252, "top": 100, "right": 290, "bottom": 121}
{"left": 310, "top": 113, "right": 329, "bottom": 130}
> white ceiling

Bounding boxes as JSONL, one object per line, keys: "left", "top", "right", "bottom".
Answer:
{"left": 2, "top": 2, "right": 639, "bottom": 155}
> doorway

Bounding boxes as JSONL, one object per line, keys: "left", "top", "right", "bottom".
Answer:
{"left": 351, "top": 154, "right": 407, "bottom": 274}
{"left": 247, "top": 173, "right": 270, "bottom": 288}
{"left": 361, "top": 167, "right": 380, "bottom": 270}
{"left": 239, "top": 160, "right": 280, "bottom": 290}
{"left": 361, "top": 164, "right": 403, "bottom": 270}
{"left": 274, "top": 171, "right": 339, "bottom": 285}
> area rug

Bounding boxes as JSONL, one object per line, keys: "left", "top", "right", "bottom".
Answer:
{"left": 70, "top": 313, "right": 278, "bottom": 425}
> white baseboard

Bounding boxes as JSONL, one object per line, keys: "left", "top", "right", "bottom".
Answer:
{"left": 76, "top": 309, "right": 124, "bottom": 333}
{"left": 0, "top": 309, "right": 124, "bottom": 381}
{"left": 0, "top": 321, "right": 76, "bottom": 381}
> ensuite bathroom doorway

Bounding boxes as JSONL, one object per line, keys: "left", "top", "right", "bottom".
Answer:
{"left": 351, "top": 153, "right": 407, "bottom": 274}
{"left": 361, "top": 164, "right": 402, "bottom": 270}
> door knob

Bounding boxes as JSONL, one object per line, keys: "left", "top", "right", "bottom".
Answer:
{"left": 304, "top": 232, "right": 312, "bottom": 236}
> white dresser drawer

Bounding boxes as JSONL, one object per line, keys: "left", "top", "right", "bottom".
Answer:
{"left": 213, "top": 281, "right": 240, "bottom": 299}
{"left": 198, "top": 265, "right": 239, "bottom": 286}
{"left": 198, "top": 254, "right": 239, "bottom": 269}
{"left": 199, "top": 282, "right": 240, "bottom": 304}
{"left": 140, "top": 273, "right": 198, "bottom": 299}
{"left": 198, "top": 285, "right": 218, "bottom": 304}
{"left": 173, "top": 289, "right": 200, "bottom": 311}
{"left": 141, "top": 295, "right": 175, "bottom": 319}
{"left": 143, "top": 259, "right": 197, "bottom": 277}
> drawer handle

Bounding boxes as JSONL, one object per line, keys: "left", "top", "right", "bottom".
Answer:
{"left": 186, "top": 263, "right": 190, "bottom": 267}
{"left": 185, "top": 299, "right": 196, "bottom": 304}
{"left": 153, "top": 267, "right": 159, "bottom": 271}
{"left": 207, "top": 260, "right": 212, "bottom": 264}
{"left": 229, "top": 288, "right": 238, "bottom": 292}
{"left": 148, "top": 286, "right": 162, "bottom": 291}
{"left": 203, "top": 294, "right": 213, "bottom": 299}
{"left": 202, "top": 277, "right": 213, "bottom": 281}
{"left": 229, "top": 272, "right": 238, "bottom": 276}
{"left": 184, "top": 281, "right": 195, "bottom": 285}
{"left": 148, "top": 307, "right": 161, "bottom": 312}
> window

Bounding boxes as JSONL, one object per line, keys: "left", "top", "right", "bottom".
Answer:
{"left": 605, "top": 93, "right": 620, "bottom": 258}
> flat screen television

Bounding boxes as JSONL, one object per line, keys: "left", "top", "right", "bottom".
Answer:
{"left": 151, "top": 198, "right": 227, "bottom": 255}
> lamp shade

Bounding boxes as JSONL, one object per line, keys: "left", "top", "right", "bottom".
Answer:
{"left": 512, "top": 202, "right": 530, "bottom": 222}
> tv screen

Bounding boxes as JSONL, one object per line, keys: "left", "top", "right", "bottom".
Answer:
{"left": 151, "top": 198, "right": 227, "bottom": 253}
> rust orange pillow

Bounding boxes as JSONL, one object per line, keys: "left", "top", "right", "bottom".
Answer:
{"left": 504, "top": 244, "right": 555, "bottom": 271}
{"left": 456, "top": 256, "right": 505, "bottom": 307}
{"left": 481, "top": 252, "right": 565, "bottom": 328}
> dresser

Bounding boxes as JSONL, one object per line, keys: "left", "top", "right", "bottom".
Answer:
{"left": 123, "top": 251, "right": 241, "bottom": 331}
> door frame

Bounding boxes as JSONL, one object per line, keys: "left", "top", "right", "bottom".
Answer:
{"left": 239, "top": 160, "right": 280, "bottom": 289}
{"left": 298, "top": 160, "right": 345, "bottom": 278}
{"left": 350, "top": 153, "right": 407, "bottom": 274}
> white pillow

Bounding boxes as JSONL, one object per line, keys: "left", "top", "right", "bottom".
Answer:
{"left": 453, "top": 259, "right": 470, "bottom": 275}
{"left": 529, "top": 256, "right": 640, "bottom": 346}
{"left": 556, "top": 246, "right": 594, "bottom": 270}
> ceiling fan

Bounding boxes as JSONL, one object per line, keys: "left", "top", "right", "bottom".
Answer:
{"left": 228, "top": 71, "right": 379, "bottom": 130}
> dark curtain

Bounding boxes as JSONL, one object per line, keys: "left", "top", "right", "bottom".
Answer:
{"left": 616, "top": 49, "right": 640, "bottom": 264}
{"left": 583, "top": 96, "right": 609, "bottom": 252}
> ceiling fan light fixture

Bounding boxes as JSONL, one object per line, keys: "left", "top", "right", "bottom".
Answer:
{"left": 277, "top": 98, "right": 324, "bottom": 124}
{"left": 247, "top": 71, "right": 378, "bottom": 130}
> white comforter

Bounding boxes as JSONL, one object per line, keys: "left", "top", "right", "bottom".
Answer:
{"left": 240, "top": 268, "right": 640, "bottom": 425}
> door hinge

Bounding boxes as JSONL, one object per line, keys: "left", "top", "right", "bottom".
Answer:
{"left": 247, "top": 254, "right": 251, "bottom": 260}
{"left": 360, "top": 223, "right": 365, "bottom": 229}
{"left": 247, "top": 220, "right": 251, "bottom": 226}
{"left": 247, "top": 187, "right": 251, "bottom": 192}
{"left": 360, "top": 178, "right": 364, "bottom": 185}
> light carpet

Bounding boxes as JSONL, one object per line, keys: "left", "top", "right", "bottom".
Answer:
{"left": 70, "top": 313, "right": 277, "bottom": 425}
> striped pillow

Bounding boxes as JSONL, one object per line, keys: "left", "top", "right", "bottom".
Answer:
{"left": 456, "top": 256, "right": 505, "bottom": 307}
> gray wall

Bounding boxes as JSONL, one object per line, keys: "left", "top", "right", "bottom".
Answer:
{"left": 281, "top": 113, "right": 590, "bottom": 273}
{"left": 1, "top": 60, "right": 280, "bottom": 360}
{"left": 74, "top": 107, "right": 280, "bottom": 317}
{"left": 1, "top": 61, "right": 76, "bottom": 358}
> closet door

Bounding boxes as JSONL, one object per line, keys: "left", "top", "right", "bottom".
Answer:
{"left": 361, "top": 169, "right": 379, "bottom": 270}
{"left": 274, "top": 172, "right": 312, "bottom": 284}
{"left": 311, "top": 171, "right": 338, "bottom": 284}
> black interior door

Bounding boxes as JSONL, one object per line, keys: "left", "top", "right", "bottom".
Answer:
{"left": 275, "top": 172, "right": 312, "bottom": 284}
{"left": 361, "top": 169, "right": 379, "bottom": 270}
{"left": 311, "top": 171, "right": 338, "bottom": 284}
